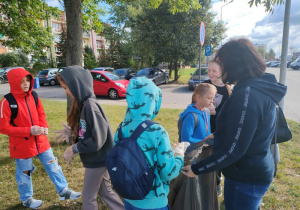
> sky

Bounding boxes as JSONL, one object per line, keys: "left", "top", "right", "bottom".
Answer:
{"left": 212, "top": 0, "right": 300, "bottom": 58}
{"left": 47, "top": 0, "right": 300, "bottom": 58}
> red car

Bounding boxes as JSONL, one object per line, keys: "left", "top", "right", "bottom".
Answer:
{"left": 90, "top": 70, "right": 129, "bottom": 99}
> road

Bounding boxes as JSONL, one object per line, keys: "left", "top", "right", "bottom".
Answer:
{"left": 0, "top": 67, "right": 299, "bottom": 122}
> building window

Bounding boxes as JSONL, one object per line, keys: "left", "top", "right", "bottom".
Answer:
{"left": 54, "top": 35, "right": 60, "bottom": 43}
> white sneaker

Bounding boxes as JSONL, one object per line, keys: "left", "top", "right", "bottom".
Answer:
{"left": 59, "top": 187, "right": 81, "bottom": 201}
{"left": 23, "top": 197, "right": 43, "bottom": 209}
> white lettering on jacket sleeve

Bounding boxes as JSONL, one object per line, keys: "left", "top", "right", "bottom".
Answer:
{"left": 197, "top": 86, "right": 251, "bottom": 172}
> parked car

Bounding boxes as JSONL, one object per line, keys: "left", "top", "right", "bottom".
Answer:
{"left": 266, "top": 61, "right": 276, "bottom": 67}
{"left": 91, "top": 67, "right": 114, "bottom": 72}
{"left": 1, "top": 67, "right": 25, "bottom": 83}
{"left": 55, "top": 67, "right": 66, "bottom": 84}
{"left": 135, "top": 67, "right": 169, "bottom": 85}
{"left": 287, "top": 61, "right": 292, "bottom": 68}
{"left": 0, "top": 67, "right": 8, "bottom": 83}
{"left": 113, "top": 68, "right": 136, "bottom": 80}
{"left": 37, "top": 68, "right": 59, "bottom": 86}
{"left": 270, "top": 61, "right": 280, "bottom": 67}
{"left": 188, "top": 67, "right": 209, "bottom": 90}
{"left": 290, "top": 57, "right": 300, "bottom": 70}
{"left": 90, "top": 70, "right": 129, "bottom": 99}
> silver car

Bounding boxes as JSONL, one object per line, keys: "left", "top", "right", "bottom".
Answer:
{"left": 188, "top": 67, "right": 209, "bottom": 90}
{"left": 37, "top": 68, "right": 59, "bottom": 86}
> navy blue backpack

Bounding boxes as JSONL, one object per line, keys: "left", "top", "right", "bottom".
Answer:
{"left": 106, "top": 120, "right": 157, "bottom": 200}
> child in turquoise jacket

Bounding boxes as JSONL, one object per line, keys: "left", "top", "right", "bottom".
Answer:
{"left": 114, "top": 77, "right": 184, "bottom": 210}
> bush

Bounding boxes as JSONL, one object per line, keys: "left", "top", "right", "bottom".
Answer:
{"left": 0, "top": 53, "right": 29, "bottom": 69}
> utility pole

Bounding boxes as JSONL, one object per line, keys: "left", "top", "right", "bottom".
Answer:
{"left": 279, "top": 0, "right": 291, "bottom": 110}
{"left": 220, "top": 0, "right": 233, "bottom": 45}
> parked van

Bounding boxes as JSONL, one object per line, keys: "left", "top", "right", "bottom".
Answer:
{"left": 290, "top": 57, "right": 300, "bottom": 70}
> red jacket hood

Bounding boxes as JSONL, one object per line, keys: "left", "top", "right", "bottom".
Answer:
{"left": 7, "top": 68, "right": 34, "bottom": 97}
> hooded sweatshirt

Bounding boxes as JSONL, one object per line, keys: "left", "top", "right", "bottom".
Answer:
{"left": 114, "top": 77, "right": 183, "bottom": 209}
{"left": 179, "top": 104, "right": 211, "bottom": 143}
{"left": 59, "top": 65, "right": 114, "bottom": 168}
{"left": 0, "top": 68, "right": 50, "bottom": 159}
{"left": 191, "top": 73, "right": 287, "bottom": 185}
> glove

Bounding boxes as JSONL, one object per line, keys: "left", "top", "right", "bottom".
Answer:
{"left": 43, "top": 127, "right": 48, "bottom": 135}
{"left": 31, "top": 126, "right": 44, "bottom": 136}
{"left": 63, "top": 145, "right": 75, "bottom": 164}
{"left": 54, "top": 122, "right": 71, "bottom": 143}
{"left": 173, "top": 142, "right": 190, "bottom": 157}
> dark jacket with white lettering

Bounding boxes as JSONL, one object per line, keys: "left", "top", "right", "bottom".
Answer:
{"left": 191, "top": 73, "right": 286, "bottom": 185}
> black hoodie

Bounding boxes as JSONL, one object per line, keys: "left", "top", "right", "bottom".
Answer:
{"left": 59, "top": 65, "right": 114, "bottom": 168}
{"left": 191, "top": 73, "right": 286, "bottom": 185}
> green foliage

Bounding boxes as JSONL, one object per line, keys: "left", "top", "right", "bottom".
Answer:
{"left": 248, "top": 0, "right": 284, "bottom": 13}
{"left": 0, "top": 0, "right": 60, "bottom": 55}
{"left": 56, "top": 26, "right": 67, "bottom": 68}
{"left": 99, "top": 25, "right": 133, "bottom": 68}
{"left": 268, "top": 48, "right": 276, "bottom": 60}
{"left": 0, "top": 53, "right": 29, "bottom": 68}
{"left": 110, "top": 0, "right": 224, "bottom": 79}
{"left": 32, "top": 60, "right": 51, "bottom": 72}
{"left": 84, "top": 46, "right": 97, "bottom": 70}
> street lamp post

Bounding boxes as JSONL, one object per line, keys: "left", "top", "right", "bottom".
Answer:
{"left": 220, "top": 0, "right": 233, "bottom": 45}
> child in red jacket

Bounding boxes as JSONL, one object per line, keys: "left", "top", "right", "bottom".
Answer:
{"left": 0, "top": 68, "right": 81, "bottom": 209}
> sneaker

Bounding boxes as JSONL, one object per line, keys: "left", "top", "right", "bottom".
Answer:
{"left": 217, "top": 185, "right": 222, "bottom": 197}
{"left": 59, "top": 187, "right": 81, "bottom": 201}
{"left": 23, "top": 197, "right": 43, "bottom": 209}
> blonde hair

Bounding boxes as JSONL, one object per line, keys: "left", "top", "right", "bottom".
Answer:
{"left": 191, "top": 83, "right": 217, "bottom": 104}
{"left": 57, "top": 74, "right": 80, "bottom": 138}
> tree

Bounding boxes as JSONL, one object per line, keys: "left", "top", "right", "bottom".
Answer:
{"left": 110, "top": 0, "right": 224, "bottom": 80}
{"left": 267, "top": 48, "right": 276, "bottom": 60}
{"left": 84, "top": 46, "right": 97, "bottom": 70}
{"left": 0, "top": 0, "right": 60, "bottom": 55}
{"left": 248, "top": 0, "right": 284, "bottom": 12}
{"left": 56, "top": 26, "right": 67, "bottom": 67}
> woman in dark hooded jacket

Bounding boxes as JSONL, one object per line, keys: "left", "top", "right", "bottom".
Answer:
{"left": 182, "top": 38, "right": 287, "bottom": 210}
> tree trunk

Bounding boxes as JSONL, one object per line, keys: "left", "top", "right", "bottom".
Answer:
{"left": 169, "top": 61, "right": 173, "bottom": 78}
{"left": 175, "top": 60, "right": 179, "bottom": 81}
{"left": 64, "top": 0, "right": 83, "bottom": 66}
{"left": 64, "top": 0, "right": 83, "bottom": 145}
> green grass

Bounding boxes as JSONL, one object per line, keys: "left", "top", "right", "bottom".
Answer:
{"left": 169, "top": 67, "right": 197, "bottom": 84}
{"left": 0, "top": 100, "right": 299, "bottom": 209}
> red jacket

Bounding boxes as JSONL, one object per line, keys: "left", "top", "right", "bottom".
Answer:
{"left": 0, "top": 68, "right": 50, "bottom": 159}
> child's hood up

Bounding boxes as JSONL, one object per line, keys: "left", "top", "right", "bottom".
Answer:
{"left": 7, "top": 68, "right": 34, "bottom": 96}
{"left": 124, "top": 77, "right": 162, "bottom": 121}
{"left": 58, "top": 65, "right": 94, "bottom": 106}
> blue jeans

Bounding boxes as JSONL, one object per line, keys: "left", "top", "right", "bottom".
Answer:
{"left": 124, "top": 200, "right": 169, "bottom": 210}
{"left": 15, "top": 148, "right": 68, "bottom": 201}
{"left": 224, "top": 177, "right": 271, "bottom": 210}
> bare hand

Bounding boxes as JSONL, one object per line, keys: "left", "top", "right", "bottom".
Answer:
{"left": 181, "top": 165, "right": 196, "bottom": 178}
{"left": 208, "top": 104, "right": 216, "bottom": 115}
{"left": 63, "top": 146, "right": 75, "bottom": 164}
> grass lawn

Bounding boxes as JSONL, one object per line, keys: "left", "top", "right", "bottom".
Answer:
{"left": 0, "top": 100, "right": 299, "bottom": 209}
{"left": 169, "top": 67, "right": 197, "bottom": 84}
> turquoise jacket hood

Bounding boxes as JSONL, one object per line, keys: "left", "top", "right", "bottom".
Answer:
{"left": 124, "top": 76, "right": 162, "bottom": 122}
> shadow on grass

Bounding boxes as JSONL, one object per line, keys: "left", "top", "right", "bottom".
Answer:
{"left": 5, "top": 203, "right": 82, "bottom": 210}
{"left": 0, "top": 156, "right": 14, "bottom": 166}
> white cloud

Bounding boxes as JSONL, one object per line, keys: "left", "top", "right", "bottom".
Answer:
{"left": 212, "top": 0, "right": 300, "bottom": 58}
